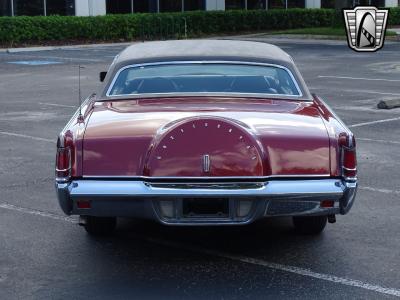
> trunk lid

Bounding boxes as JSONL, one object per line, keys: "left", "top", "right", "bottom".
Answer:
{"left": 82, "top": 97, "right": 330, "bottom": 177}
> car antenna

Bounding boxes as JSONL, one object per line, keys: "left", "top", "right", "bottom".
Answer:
{"left": 78, "top": 65, "right": 85, "bottom": 122}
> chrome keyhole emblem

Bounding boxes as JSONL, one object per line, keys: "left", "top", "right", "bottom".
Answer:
{"left": 203, "top": 154, "right": 210, "bottom": 173}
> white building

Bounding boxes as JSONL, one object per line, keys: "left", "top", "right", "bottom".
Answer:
{"left": 0, "top": 0, "right": 398, "bottom": 17}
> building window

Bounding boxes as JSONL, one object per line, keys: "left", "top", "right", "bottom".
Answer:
{"left": 133, "top": 0, "right": 150, "bottom": 12}
{"left": 287, "top": 0, "right": 305, "bottom": 8}
{"left": 14, "top": 0, "right": 44, "bottom": 16}
{"left": 321, "top": 0, "right": 334, "bottom": 8}
{"left": 160, "top": 0, "right": 182, "bottom": 12}
{"left": 0, "top": 0, "right": 12, "bottom": 16}
{"left": 47, "top": 0, "right": 74, "bottom": 15}
{"left": 268, "top": 0, "right": 285, "bottom": 8}
{"left": 184, "top": 0, "right": 204, "bottom": 11}
{"left": 225, "top": 0, "right": 245, "bottom": 9}
{"left": 339, "top": 0, "right": 385, "bottom": 7}
{"left": 354, "top": 0, "right": 385, "bottom": 6}
{"left": 369, "top": 0, "right": 385, "bottom": 6}
{"left": 268, "top": 0, "right": 305, "bottom": 8}
{"left": 247, "top": 0, "right": 266, "bottom": 9}
{"left": 106, "top": 0, "right": 131, "bottom": 14}
{"left": 5, "top": 0, "right": 73, "bottom": 16}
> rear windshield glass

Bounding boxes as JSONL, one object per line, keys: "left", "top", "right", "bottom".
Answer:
{"left": 107, "top": 63, "right": 301, "bottom": 97}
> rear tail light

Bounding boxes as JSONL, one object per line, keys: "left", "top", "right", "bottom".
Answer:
{"left": 339, "top": 134, "right": 357, "bottom": 180}
{"left": 77, "top": 200, "right": 91, "bottom": 209}
{"left": 342, "top": 147, "right": 357, "bottom": 178}
{"left": 320, "top": 200, "right": 334, "bottom": 208}
{"left": 56, "top": 147, "right": 71, "bottom": 180}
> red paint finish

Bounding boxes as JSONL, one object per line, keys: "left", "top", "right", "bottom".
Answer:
{"left": 145, "top": 117, "right": 265, "bottom": 177}
{"left": 56, "top": 97, "right": 95, "bottom": 178}
{"left": 313, "top": 94, "right": 354, "bottom": 177}
{"left": 81, "top": 97, "right": 336, "bottom": 177}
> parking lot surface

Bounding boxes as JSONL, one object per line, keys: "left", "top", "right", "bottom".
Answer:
{"left": 0, "top": 37, "right": 399, "bottom": 299}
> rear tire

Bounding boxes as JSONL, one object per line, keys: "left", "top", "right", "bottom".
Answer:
{"left": 292, "top": 215, "right": 327, "bottom": 235}
{"left": 83, "top": 216, "right": 117, "bottom": 236}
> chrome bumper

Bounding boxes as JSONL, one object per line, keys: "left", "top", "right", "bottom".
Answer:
{"left": 56, "top": 179, "right": 357, "bottom": 225}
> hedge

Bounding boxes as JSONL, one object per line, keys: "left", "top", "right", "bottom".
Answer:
{"left": 389, "top": 7, "right": 400, "bottom": 26}
{"left": 0, "top": 7, "right": 399, "bottom": 47}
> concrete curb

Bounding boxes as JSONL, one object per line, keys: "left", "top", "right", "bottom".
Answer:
{"left": 2, "top": 37, "right": 338, "bottom": 53}
{"left": 377, "top": 98, "right": 400, "bottom": 109}
{"left": 387, "top": 28, "right": 400, "bottom": 35}
{"left": 267, "top": 34, "right": 345, "bottom": 40}
{"left": 1, "top": 41, "right": 136, "bottom": 53}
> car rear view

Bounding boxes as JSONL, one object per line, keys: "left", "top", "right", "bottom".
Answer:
{"left": 55, "top": 40, "right": 357, "bottom": 236}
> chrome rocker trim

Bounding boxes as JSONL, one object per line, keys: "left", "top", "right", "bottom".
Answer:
{"left": 56, "top": 178, "right": 357, "bottom": 225}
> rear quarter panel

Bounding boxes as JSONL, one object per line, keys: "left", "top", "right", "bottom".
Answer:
{"left": 313, "top": 94, "right": 354, "bottom": 177}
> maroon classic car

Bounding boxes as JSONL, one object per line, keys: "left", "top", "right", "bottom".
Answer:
{"left": 55, "top": 40, "right": 357, "bottom": 236}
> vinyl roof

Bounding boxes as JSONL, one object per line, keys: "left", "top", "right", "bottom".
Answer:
{"left": 115, "top": 40, "right": 293, "bottom": 64}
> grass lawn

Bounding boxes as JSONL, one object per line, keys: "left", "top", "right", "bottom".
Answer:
{"left": 271, "top": 27, "right": 397, "bottom": 36}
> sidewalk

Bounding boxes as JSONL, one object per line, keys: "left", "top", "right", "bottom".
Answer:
{"left": 0, "top": 41, "right": 135, "bottom": 53}
{"left": 388, "top": 27, "right": 400, "bottom": 35}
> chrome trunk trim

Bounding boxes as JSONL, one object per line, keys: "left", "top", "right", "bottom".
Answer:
{"left": 79, "top": 174, "right": 332, "bottom": 182}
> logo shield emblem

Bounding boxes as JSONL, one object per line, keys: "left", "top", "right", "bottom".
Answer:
{"left": 343, "top": 6, "right": 389, "bottom": 52}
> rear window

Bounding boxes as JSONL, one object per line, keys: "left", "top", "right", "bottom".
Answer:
{"left": 107, "top": 63, "right": 301, "bottom": 97}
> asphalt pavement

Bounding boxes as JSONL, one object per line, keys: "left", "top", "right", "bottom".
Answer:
{"left": 0, "top": 37, "right": 399, "bottom": 299}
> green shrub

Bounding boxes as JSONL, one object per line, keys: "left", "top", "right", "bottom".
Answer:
{"left": 389, "top": 7, "right": 400, "bottom": 26}
{"left": 0, "top": 7, "right": 398, "bottom": 47}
